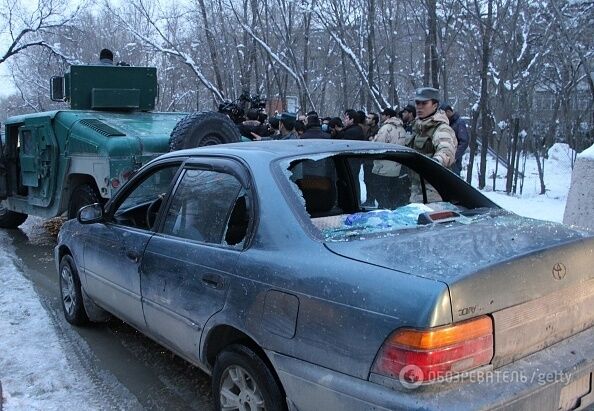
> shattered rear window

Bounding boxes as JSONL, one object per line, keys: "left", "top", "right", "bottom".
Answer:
{"left": 282, "top": 152, "right": 495, "bottom": 241}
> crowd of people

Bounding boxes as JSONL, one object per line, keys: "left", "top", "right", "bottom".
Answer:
{"left": 231, "top": 87, "right": 469, "bottom": 177}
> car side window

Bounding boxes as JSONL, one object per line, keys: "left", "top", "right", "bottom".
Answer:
{"left": 112, "top": 164, "right": 180, "bottom": 230}
{"left": 162, "top": 169, "right": 248, "bottom": 246}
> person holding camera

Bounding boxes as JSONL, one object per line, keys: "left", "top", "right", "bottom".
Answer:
{"left": 238, "top": 109, "right": 270, "bottom": 140}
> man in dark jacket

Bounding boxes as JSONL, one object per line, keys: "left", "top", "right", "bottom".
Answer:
{"left": 400, "top": 104, "right": 416, "bottom": 134}
{"left": 99, "top": 48, "right": 114, "bottom": 65}
{"left": 301, "top": 114, "right": 330, "bottom": 139}
{"left": 335, "top": 109, "right": 366, "bottom": 140}
{"left": 327, "top": 117, "right": 343, "bottom": 138}
{"left": 238, "top": 109, "right": 270, "bottom": 140}
{"left": 441, "top": 104, "right": 469, "bottom": 175}
{"left": 365, "top": 112, "right": 380, "bottom": 139}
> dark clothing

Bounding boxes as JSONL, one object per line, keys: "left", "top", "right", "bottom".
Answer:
{"left": 366, "top": 124, "right": 380, "bottom": 140}
{"left": 449, "top": 113, "right": 470, "bottom": 174}
{"left": 278, "top": 130, "right": 299, "bottom": 140}
{"left": 335, "top": 124, "right": 366, "bottom": 141}
{"left": 238, "top": 120, "right": 270, "bottom": 141}
{"left": 301, "top": 125, "right": 330, "bottom": 139}
{"left": 403, "top": 121, "right": 414, "bottom": 134}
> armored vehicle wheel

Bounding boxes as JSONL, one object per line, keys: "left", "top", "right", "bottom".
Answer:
{"left": 169, "top": 111, "right": 241, "bottom": 151}
{"left": 68, "top": 184, "right": 101, "bottom": 219}
{"left": 0, "top": 204, "right": 28, "bottom": 228}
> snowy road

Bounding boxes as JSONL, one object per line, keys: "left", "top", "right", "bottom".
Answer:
{"left": 0, "top": 218, "right": 213, "bottom": 410}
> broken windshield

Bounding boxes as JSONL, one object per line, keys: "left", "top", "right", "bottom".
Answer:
{"left": 282, "top": 152, "right": 499, "bottom": 241}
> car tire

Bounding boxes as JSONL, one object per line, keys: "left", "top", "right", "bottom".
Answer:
{"left": 169, "top": 111, "right": 241, "bottom": 151}
{"left": 68, "top": 184, "right": 100, "bottom": 219}
{"left": 212, "top": 344, "right": 286, "bottom": 411}
{"left": 59, "top": 254, "right": 89, "bottom": 326}
{"left": 0, "top": 204, "right": 28, "bottom": 228}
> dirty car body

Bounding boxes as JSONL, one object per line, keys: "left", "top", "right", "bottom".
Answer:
{"left": 56, "top": 140, "right": 594, "bottom": 410}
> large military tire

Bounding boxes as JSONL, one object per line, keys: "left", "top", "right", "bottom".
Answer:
{"left": 169, "top": 111, "right": 241, "bottom": 151}
{"left": 68, "top": 184, "right": 101, "bottom": 219}
{"left": 0, "top": 204, "right": 28, "bottom": 228}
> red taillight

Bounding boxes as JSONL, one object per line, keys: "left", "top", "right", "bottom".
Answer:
{"left": 372, "top": 316, "right": 493, "bottom": 383}
{"left": 110, "top": 178, "right": 121, "bottom": 189}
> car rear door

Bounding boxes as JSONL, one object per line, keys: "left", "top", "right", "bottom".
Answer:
{"left": 140, "top": 158, "right": 253, "bottom": 363}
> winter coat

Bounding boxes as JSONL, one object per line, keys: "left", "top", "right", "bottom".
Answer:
{"left": 408, "top": 111, "right": 456, "bottom": 203}
{"left": 301, "top": 125, "right": 330, "bottom": 139}
{"left": 410, "top": 110, "right": 457, "bottom": 167}
{"left": 335, "top": 124, "right": 366, "bottom": 141}
{"left": 373, "top": 117, "right": 408, "bottom": 145}
{"left": 366, "top": 124, "right": 380, "bottom": 140}
{"left": 371, "top": 117, "right": 408, "bottom": 177}
{"left": 449, "top": 112, "right": 469, "bottom": 162}
{"left": 238, "top": 120, "right": 270, "bottom": 141}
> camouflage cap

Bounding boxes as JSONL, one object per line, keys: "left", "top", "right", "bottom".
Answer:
{"left": 415, "top": 87, "right": 440, "bottom": 102}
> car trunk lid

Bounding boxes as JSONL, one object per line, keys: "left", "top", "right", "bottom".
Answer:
{"left": 324, "top": 213, "right": 594, "bottom": 367}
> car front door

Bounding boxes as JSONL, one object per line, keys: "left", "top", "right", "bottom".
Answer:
{"left": 140, "top": 159, "right": 252, "bottom": 362}
{"left": 82, "top": 161, "right": 181, "bottom": 330}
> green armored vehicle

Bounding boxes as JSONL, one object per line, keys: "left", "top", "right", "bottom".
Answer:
{"left": 0, "top": 64, "right": 240, "bottom": 228}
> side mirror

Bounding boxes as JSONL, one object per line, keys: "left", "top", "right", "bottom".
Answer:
{"left": 50, "top": 76, "right": 65, "bottom": 101}
{"left": 77, "top": 203, "right": 104, "bottom": 224}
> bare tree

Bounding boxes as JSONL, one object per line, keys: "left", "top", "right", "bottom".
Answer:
{"left": 0, "top": 0, "right": 84, "bottom": 65}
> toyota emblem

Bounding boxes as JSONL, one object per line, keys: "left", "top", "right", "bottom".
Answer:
{"left": 552, "top": 263, "right": 567, "bottom": 280}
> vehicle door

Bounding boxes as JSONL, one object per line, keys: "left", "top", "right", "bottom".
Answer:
{"left": 82, "top": 161, "right": 182, "bottom": 330}
{"left": 0, "top": 128, "right": 7, "bottom": 200}
{"left": 18, "top": 121, "right": 58, "bottom": 206}
{"left": 140, "top": 158, "right": 253, "bottom": 362}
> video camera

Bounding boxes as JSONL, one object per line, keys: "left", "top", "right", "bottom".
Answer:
{"left": 218, "top": 90, "right": 267, "bottom": 124}
{"left": 238, "top": 91, "right": 266, "bottom": 110}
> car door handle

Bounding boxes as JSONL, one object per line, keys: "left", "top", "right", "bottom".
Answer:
{"left": 202, "top": 273, "right": 224, "bottom": 289}
{"left": 125, "top": 250, "right": 140, "bottom": 263}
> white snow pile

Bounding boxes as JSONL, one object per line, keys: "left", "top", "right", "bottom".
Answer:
{"left": 0, "top": 236, "right": 100, "bottom": 410}
{"left": 465, "top": 143, "right": 575, "bottom": 223}
{"left": 578, "top": 143, "right": 594, "bottom": 160}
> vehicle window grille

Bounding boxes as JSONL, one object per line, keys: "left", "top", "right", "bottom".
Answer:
{"left": 79, "top": 119, "right": 126, "bottom": 137}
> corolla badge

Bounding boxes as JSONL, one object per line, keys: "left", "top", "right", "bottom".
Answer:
{"left": 552, "top": 263, "right": 567, "bottom": 280}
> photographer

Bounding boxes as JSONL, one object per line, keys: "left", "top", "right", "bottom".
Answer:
{"left": 238, "top": 109, "right": 272, "bottom": 140}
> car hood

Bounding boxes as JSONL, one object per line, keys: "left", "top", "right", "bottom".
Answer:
{"left": 324, "top": 212, "right": 594, "bottom": 320}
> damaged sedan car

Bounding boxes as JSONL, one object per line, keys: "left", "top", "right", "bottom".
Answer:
{"left": 56, "top": 140, "right": 594, "bottom": 411}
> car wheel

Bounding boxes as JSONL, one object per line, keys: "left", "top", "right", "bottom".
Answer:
{"left": 59, "top": 255, "right": 89, "bottom": 326}
{"left": 212, "top": 344, "right": 286, "bottom": 411}
{"left": 0, "top": 203, "right": 28, "bottom": 228}
{"left": 169, "top": 111, "right": 241, "bottom": 151}
{"left": 68, "top": 184, "right": 100, "bottom": 219}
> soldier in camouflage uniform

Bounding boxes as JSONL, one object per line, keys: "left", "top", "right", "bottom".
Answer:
{"left": 408, "top": 87, "right": 457, "bottom": 203}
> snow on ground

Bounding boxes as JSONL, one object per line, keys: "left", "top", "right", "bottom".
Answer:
{"left": 464, "top": 143, "right": 575, "bottom": 223}
{"left": 0, "top": 142, "right": 582, "bottom": 409}
{"left": 0, "top": 233, "right": 102, "bottom": 410}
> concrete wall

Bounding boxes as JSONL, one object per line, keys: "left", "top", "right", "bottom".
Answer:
{"left": 563, "top": 155, "right": 594, "bottom": 230}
